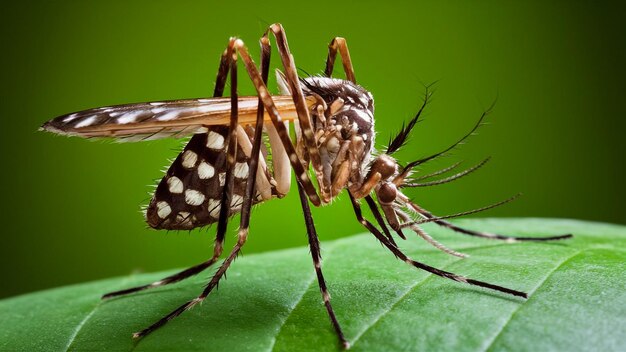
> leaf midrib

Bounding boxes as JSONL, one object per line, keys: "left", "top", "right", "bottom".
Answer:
{"left": 267, "top": 241, "right": 340, "bottom": 352}
{"left": 64, "top": 274, "right": 137, "bottom": 351}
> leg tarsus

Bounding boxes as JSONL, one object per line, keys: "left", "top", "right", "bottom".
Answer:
{"left": 297, "top": 182, "right": 348, "bottom": 349}
{"left": 348, "top": 192, "right": 528, "bottom": 298}
{"left": 102, "top": 257, "right": 219, "bottom": 299}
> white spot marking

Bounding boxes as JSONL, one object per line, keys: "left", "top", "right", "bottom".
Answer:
{"left": 151, "top": 107, "right": 167, "bottom": 114}
{"left": 74, "top": 115, "right": 98, "bottom": 128}
{"left": 231, "top": 194, "right": 243, "bottom": 208}
{"left": 150, "top": 102, "right": 165, "bottom": 106}
{"left": 207, "top": 131, "right": 225, "bottom": 149}
{"left": 197, "top": 105, "right": 216, "bottom": 113}
{"left": 354, "top": 108, "right": 373, "bottom": 123}
{"left": 181, "top": 150, "right": 198, "bottom": 169}
{"left": 184, "top": 189, "right": 205, "bottom": 206}
{"left": 176, "top": 212, "right": 193, "bottom": 227}
{"left": 197, "top": 161, "right": 215, "bottom": 179}
{"left": 117, "top": 111, "right": 143, "bottom": 124}
{"left": 234, "top": 162, "right": 249, "bottom": 178}
{"left": 63, "top": 113, "right": 78, "bottom": 123}
{"left": 218, "top": 172, "right": 226, "bottom": 186}
{"left": 156, "top": 201, "right": 171, "bottom": 218}
{"left": 167, "top": 176, "right": 184, "bottom": 193}
{"left": 157, "top": 111, "right": 180, "bottom": 121}
{"left": 208, "top": 199, "right": 221, "bottom": 218}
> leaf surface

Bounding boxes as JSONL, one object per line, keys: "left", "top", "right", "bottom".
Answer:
{"left": 1, "top": 218, "right": 624, "bottom": 352}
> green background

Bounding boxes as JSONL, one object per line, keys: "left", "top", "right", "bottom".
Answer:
{"left": 1, "top": 0, "right": 624, "bottom": 299}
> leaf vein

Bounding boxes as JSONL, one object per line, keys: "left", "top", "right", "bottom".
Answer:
{"left": 481, "top": 249, "right": 583, "bottom": 352}
{"left": 64, "top": 274, "right": 137, "bottom": 351}
{"left": 350, "top": 242, "right": 512, "bottom": 348}
{"left": 64, "top": 301, "right": 102, "bottom": 351}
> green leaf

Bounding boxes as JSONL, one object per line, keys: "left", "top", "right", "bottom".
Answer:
{"left": 1, "top": 218, "right": 624, "bottom": 352}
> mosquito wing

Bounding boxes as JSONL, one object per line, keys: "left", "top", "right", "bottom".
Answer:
{"left": 41, "top": 95, "right": 306, "bottom": 141}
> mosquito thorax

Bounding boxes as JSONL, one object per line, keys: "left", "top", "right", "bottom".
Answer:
{"left": 298, "top": 76, "right": 376, "bottom": 195}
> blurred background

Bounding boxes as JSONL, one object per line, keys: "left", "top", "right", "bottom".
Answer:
{"left": 1, "top": 1, "right": 624, "bottom": 299}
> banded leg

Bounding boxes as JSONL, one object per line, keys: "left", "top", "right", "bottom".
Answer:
{"left": 260, "top": 28, "right": 349, "bottom": 347}
{"left": 232, "top": 38, "right": 323, "bottom": 206}
{"left": 297, "top": 182, "right": 349, "bottom": 349}
{"left": 348, "top": 193, "right": 528, "bottom": 298}
{"left": 101, "top": 43, "right": 235, "bottom": 300}
{"left": 319, "top": 42, "right": 397, "bottom": 243}
{"left": 364, "top": 195, "right": 400, "bottom": 246}
{"left": 325, "top": 37, "right": 356, "bottom": 83}
{"left": 322, "top": 36, "right": 398, "bottom": 243}
{"left": 397, "top": 193, "right": 573, "bottom": 242}
{"left": 134, "top": 42, "right": 252, "bottom": 339}
{"left": 133, "top": 35, "right": 274, "bottom": 340}
{"left": 264, "top": 24, "right": 330, "bottom": 202}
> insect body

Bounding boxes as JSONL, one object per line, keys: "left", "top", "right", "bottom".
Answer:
{"left": 42, "top": 24, "right": 572, "bottom": 349}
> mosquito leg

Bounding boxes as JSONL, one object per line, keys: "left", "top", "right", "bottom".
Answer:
{"left": 240, "top": 32, "right": 271, "bottom": 236}
{"left": 101, "top": 43, "right": 236, "bottom": 300}
{"left": 258, "top": 33, "right": 291, "bottom": 198}
{"left": 102, "top": 250, "right": 223, "bottom": 299}
{"left": 364, "top": 195, "right": 401, "bottom": 246}
{"left": 349, "top": 193, "right": 400, "bottom": 259}
{"left": 324, "top": 37, "right": 356, "bottom": 83}
{"left": 348, "top": 193, "right": 527, "bottom": 298}
{"left": 397, "top": 192, "right": 573, "bottom": 242}
{"left": 254, "top": 29, "right": 347, "bottom": 346}
{"left": 133, "top": 35, "right": 277, "bottom": 340}
{"left": 233, "top": 39, "right": 322, "bottom": 206}
{"left": 265, "top": 24, "right": 330, "bottom": 202}
{"left": 297, "top": 182, "right": 349, "bottom": 349}
{"left": 133, "top": 43, "right": 249, "bottom": 339}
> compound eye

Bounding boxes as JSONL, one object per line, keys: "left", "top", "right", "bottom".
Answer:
{"left": 377, "top": 182, "right": 397, "bottom": 204}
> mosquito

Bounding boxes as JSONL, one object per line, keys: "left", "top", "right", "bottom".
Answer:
{"left": 41, "top": 23, "right": 572, "bottom": 349}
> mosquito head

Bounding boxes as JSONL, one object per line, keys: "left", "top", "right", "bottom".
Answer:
{"left": 359, "top": 153, "right": 401, "bottom": 204}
